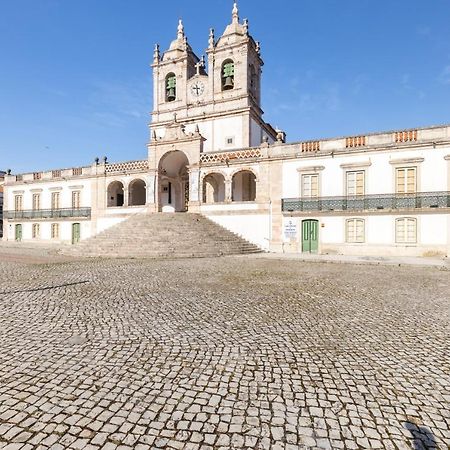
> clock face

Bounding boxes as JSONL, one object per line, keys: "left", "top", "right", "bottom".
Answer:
{"left": 191, "top": 81, "right": 205, "bottom": 97}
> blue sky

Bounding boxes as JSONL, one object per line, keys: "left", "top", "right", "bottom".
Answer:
{"left": 1, "top": 0, "right": 450, "bottom": 173}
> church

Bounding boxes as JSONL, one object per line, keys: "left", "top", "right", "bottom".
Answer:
{"left": 2, "top": 3, "right": 450, "bottom": 257}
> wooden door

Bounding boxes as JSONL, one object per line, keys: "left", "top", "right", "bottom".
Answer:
{"left": 302, "top": 220, "right": 319, "bottom": 253}
{"left": 72, "top": 223, "right": 81, "bottom": 244}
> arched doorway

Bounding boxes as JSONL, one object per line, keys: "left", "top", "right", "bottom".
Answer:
{"left": 232, "top": 170, "right": 256, "bottom": 202}
{"left": 203, "top": 173, "right": 225, "bottom": 203}
{"left": 128, "top": 179, "right": 146, "bottom": 206}
{"left": 158, "top": 151, "right": 189, "bottom": 212}
{"left": 107, "top": 181, "right": 125, "bottom": 207}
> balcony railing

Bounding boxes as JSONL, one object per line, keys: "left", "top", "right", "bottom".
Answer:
{"left": 282, "top": 192, "right": 450, "bottom": 213}
{"left": 4, "top": 208, "right": 91, "bottom": 220}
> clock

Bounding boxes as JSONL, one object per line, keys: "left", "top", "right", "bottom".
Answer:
{"left": 191, "top": 81, "right": 205, "bottom": 97}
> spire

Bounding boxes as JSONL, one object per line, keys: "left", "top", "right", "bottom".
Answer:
{"left": 153, "top": 44, "right": 160, "bottom": 64}
{"left": 177, "top": 19, "right": 185, "bottom": 40}
{"left": 232, "top": 2, "right": 239, "bottom": 24}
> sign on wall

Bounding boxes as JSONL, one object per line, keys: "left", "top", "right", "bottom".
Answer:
{"left": 284, "top": 220, "right": 297, "bottom": 239}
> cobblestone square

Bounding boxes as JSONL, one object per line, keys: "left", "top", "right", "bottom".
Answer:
{"left": 0, "top": 256, "right": 449, "bottom": 449}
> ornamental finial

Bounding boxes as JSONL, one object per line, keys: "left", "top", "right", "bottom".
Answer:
{"left": 232, "top": 2, "right": 239, "bottom": 24}
{"left": 177, "top": 19, "right": 185, "bottom": 40}
{"left": 243, "top": 18, "right": 249, "bottom": 35}
{"left": 208, "top": 28, "right": 215, "bottom": 49}
{"left": 153, "top": 43, "right": 160, "bottom": 64}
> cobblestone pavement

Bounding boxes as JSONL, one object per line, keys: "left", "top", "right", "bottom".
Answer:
{"left": 0, "top": 257, "right": 449, "bottom": 450}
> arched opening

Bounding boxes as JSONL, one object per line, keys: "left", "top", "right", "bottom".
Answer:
{"left": 128, "top": 179, "right": 146, "bottom": 206}
{"left": 158, "top": 151, "right": 189, "bottom": 212}
{"left": 232, "top": 170, "right": 256, "bottom": 202}
{"left": 221, "top": 59, "right": 235, "bottom": 91}
{"left": 165, "top": 73, "right": 176, "bottom": 102}
{"left": 203, "top": 173, "right": 225, "bottom": 203}
{"left": 249, "top": 64, "right": 258, "bottom": 96}
{"left": 107, "top": 181, "right": 125, "bottom": 207}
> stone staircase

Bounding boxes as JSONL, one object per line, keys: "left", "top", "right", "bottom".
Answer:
{"left": 60, "top": 213, "right": 263, "bottom": 258}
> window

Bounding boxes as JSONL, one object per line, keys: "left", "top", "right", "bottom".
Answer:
{"left": 395, "top": 218, "right": 417, "bottom": 244}
{"left": 32, "top": 223, "right": 40, "bottom": 239}
{"left": 51, "top": 223, "right": 59, "bottom": 239}
{"left": 32, "top": 193, "right": 41, "bottom": 211}
{"left": 396, "top": 167, "right": 416, "bottom": 194}
{"left": 51, "top": 192, "right": 60, "bottom": 210}
{"left": 14, "top": 195, "right": 23, "bottom": 211}
{"left": 226, "top": 137, "right": 234, "bottom": 146}
{"left": 346, "top": 219, "right": 365, "bottom": 243}
{"left": 165, "top": 73, "right": 176, "bottom": 102}
{"left": 222, "top": 60, "right": 235, "bottom": 91}
{"left": 302, "top": 174, "right": 319, "bottom": 198}
{"left": 346, "top": 171, "right": 365, "bottom": 196}
{"left": 72, "top": 191, "right": 81, "bottom": 209}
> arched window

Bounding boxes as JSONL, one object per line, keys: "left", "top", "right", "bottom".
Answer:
{"left": 232, "top": 170, "right": 256, "bottom": 202}
{"left": 128, "top": 179, "right": 146, "bottom": 206}
{"left": 203, "top": 173, "right": 225, "bottom": 203}
{"left": 249, "top": 64, "right": 257, "bottom": 95}
{"left": 107, "top": 181, "right": 125, "bottom": 207}
{"left": 166, "top": 73, "right": 176, "bottom": 102}
{"left": 222, "top": 59, "right": 235, "bottom": 91}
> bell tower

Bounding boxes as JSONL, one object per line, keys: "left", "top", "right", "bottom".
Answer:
{"left": 207, "top": 2, "right": 263, "bottom": 109}
{"left": 152, "top": 20, "right": 200, "bottom": 116}
{"left": 149, "top": 3, "right": 276, "bottom": 154}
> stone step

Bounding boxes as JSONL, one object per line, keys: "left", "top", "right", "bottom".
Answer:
{"left": 60, "top": 212, "right": 263, "bottom": 258}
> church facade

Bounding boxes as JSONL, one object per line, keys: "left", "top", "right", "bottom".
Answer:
{"left": 3, "top": 3, "right": 450, "bottom": 257}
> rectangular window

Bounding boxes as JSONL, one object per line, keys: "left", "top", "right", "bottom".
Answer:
{"left": 51, "top": 223, "right": 59, "bottom": 239}
{"left": 32, "top": 223, "right": 40, "bottom": 239}
{"left": 72, "top": 191, "right": 81, "bottom": 209}
{"left": 346, "top": 171, "right": 365, "bottom": 196}
{"left": 302, "top": 174, "right": 319, "bottom": 198}
{"left": 346, "top": 218, "right": 365, "bottom": 243}
{"left": 396, "top": 167, "right": 416, "bottom": 194}
{"left": 395, "top": 218, "right": 417, "bottom": 243}
{"left": 226, "top": 137, "right": 234, "bottom": 146}
{"left": 32, "top": 193, "right": 41, "bottom": 211}
{"left": 14, "top": 195, "right": 23, "bottom": 211}
{"left": 51, "top": 192, "right": 60, "bottom": 210}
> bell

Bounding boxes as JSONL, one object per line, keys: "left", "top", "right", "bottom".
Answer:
{"left": 223, "top": 76, "right": 234, "bottom": 90}
{"left": 167, "top": 87, "right": 176, "bottom": 101}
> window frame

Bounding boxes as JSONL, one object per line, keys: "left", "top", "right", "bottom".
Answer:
{"left": 395, "top": 217, "right": 417, "bottom": 244}
{"left": 32, "top": 223, "right": 40, "bottom": 239}
{"left": 51, "top": 223, "right": 60, "bottom": 240}
{"left": 32, "top": 193, "right": 41, "bottom": 211}
{"left": 395, "top": 166, "right": 417, "bottom": 194}
{"left": 301, "top": 173, "right": 319, "bottom": 198}
{"left": 14, "top": 195, "right": 23, "bottom": 211}
{"left": 345, "top": 218, "right": 365, "bottom": 243}
{"left": 346, "top": 170, "right": 365, "bottom": 196}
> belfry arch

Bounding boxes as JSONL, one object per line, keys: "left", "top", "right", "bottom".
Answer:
{"left": 158, "top": 151, "right": 190, "bottom": 212}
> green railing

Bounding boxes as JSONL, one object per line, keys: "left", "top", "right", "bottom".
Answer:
{"left": 282, "top": 192, "right": 450, "bottom": 212}
{"left": 5, "top": 208, "right": 91, "bottom": 220}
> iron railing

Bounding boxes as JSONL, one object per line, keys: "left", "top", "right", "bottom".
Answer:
{"left": 282, "top": 191, "right": 450, "bottom": 212}
{"left": 4, "top": 208, "right": 91, "bottom": 220}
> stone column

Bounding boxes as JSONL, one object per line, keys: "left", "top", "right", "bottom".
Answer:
{"left": 188, "top": 167, "right": 201, "bottom": 212}
{"left": 147, "top": 171, "right": 158, "bottom": 212}
{"left": 225, "top": 179, "right": 232, "bottom": 203}
{"left": 123, "top": 185, "right": 129, "bottom": 208}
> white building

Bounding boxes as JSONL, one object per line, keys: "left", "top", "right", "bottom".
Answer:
{"left": 3, "top": 3, "right": 450, "bottom": 257}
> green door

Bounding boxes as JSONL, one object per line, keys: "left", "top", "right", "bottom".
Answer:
{"left": 15, "top": 224, "right": 22, "bottom": 242}
{"left": 302, "top": 219, "right": 319, "bottom": 253}
{"left": 72, "top": 223, "right": 81, "bottom": 244}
